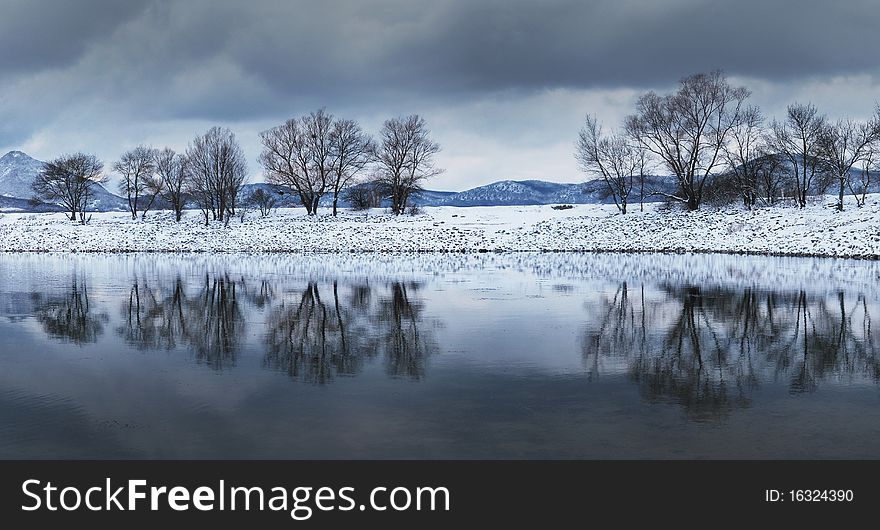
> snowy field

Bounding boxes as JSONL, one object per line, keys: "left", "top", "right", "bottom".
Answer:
{"left": 0, "top": 194, "right": 878, "bottom": 257}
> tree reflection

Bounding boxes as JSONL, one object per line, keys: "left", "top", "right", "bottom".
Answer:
{"left": 31, "top": 278, "right": 108, "bottom": 345}
{"left": 264, "top": 281, "right": 437, "bottom": 383}
{"left": 112, "top": 272, "right": 438, "bottom": 381}
{"left": 265, "top": 282, "right": 364, "bottom": 383}
{"left": 375, "top": 282, "right": 435, "bottom": 379}
{"left": 584, "top": 282, "right": 880, "bottom": 419}
{"left": 117, "top": 274, "right": 244, "bottom": 370}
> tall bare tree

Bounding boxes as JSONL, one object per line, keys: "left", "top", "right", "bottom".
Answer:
{"left": 154, "top": 148, "right": 189, "bottom": 221}
{"left": 767, "top": 103, "right": 828, "bottom": 208}
{"left": 755, "top": 153, "right": 788, "bottom": 206}
{"left": 818, "top": 115, "right": 880, "bottom": 211}
{"left": 625, "top": 70, "right": 749, "bottom": 211}
{"left": 849, "top": 143, "right": 876, "bottom": 208}
{"left": 375, "top": 115, "right": 442, "bottom": 215}
{"left": 32, "top": 153, "right": 106, "bottom": 224}
{"left": 185, "top": 126, "right": 248, "bottom": 225}
{"left": 114, "top": 145, "right": 158, "bottom": 220}
{"left": 258, "top": 109, "right": 334, "bottom": 215}
{"left": 329, "top": 119, "right": 374, "bottom": 215}
{"left": 576, "top": 115, "right": 645, "bottom": 214}
{"left": 723, "top": 106, "right": 767, "bottom": 209}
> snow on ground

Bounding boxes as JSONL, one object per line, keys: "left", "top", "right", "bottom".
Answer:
{"left": 0, "top": 194, "right": 878, "bottom": 257}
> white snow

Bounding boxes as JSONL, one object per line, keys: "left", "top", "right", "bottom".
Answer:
{"left": 0, "top": 194, "right": 878, "bottom": 257}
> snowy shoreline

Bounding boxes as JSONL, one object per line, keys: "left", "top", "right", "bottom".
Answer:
{"left": 1, "top": 195, "right": 878, "bottom": 258}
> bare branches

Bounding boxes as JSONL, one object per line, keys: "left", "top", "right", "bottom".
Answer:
{"left": 154, "top": 148, "right": 189, "bottom": 222}
{"left": 375, "top": 115, "right": 442, "bottom": 215}
{"left": 722, "top": 106, "right": 779, "bottom": 208}
{"left": 625, "top": 70, "right": 750, "bottom": 211}
{"left": 767, "top": 103, "right": 828, "bottom": 208}
{"left": 817, "top": 115, "right": 880, "bottom": 211}
{"left": 32, "top": 153, "right": 106, "bottom": 224}
{"left": 329, "top": 119, "right": 375, "bottom": 216}
{"left": 247, "top": 188, "right": 277, "bottom": 218}
{"left": 113, "top": 145, "right": 158, "bottom": 220}
{"left": 258, "top": 109, "right": 334, "bottom": 215}
{"left": 576, "top": 115, "right": 645, "bottom": 214}
{"left": 185, "top": 127, "right": 248, "bottom": 226}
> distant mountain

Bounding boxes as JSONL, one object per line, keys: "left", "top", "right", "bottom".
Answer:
{"left": 0, "top": 151, "right": 128, "bottom": 212}
{"left": 410, "top": 189, "right": 458, "bottom": 206}
{"left": 426, "top": 179, "right": 599, "bottom": 206}
{"left": 237, "top": 178, "right": 675, "bottom": 210}
{"left": 420, "top": 177, "right": 678, "bottom": 207}
{"left": 0, "top": 151, "right": 44, "bottom": 199}
{"left": 0, "top": 195, "right": 64, "bottom": 213}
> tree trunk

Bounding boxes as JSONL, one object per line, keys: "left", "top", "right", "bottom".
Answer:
{"left": 686, "top": 195, "right": 699, "bottom": 211}
{"left": 837, "top": 176, "right": 845, "bottom": 212}
{"left": 332, "top": 196, "right": 338, "bottom": 216}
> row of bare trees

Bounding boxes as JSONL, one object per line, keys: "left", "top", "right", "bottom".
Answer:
{"left": 577, "top": 70, "right": 880, "bottom": 213}
{"left": 32, "top": 127, "right": 248, "bottom": 225}
{"left": 33, "top": 112, "right": 442, "bottom": 223}
{"left": 259, "top": 110, "right": 442, "bottom": 216}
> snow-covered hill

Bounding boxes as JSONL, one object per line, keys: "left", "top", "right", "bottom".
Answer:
{"left": 242, "top": 179, "right": 672, "bottom": 209}
{"left": 0, "top": 151, "right": 44, "bottom": 199}
{"left": 426, "top": 178, "right": 676, "bottom": 206}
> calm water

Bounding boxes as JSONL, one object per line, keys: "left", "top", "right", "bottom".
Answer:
{"left": 0, "top": 252, "right": 878, "bottom": 459}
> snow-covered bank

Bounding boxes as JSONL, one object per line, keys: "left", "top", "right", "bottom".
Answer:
{"left": 0, "top": 195, "right": 878, "bottom": 257}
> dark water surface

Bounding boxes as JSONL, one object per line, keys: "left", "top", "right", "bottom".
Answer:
{"left": 0, "top": 253, "right": 878, "bottom": 459}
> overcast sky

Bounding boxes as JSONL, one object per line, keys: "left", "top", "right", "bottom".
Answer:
{"left": 2, "top": 0, "right": 880, "bottom": 191}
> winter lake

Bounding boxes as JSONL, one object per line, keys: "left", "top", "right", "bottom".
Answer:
{"left": 1, "top": 252, "right": 878, "bottom": 459}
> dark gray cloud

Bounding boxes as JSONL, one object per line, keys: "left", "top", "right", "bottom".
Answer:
{"left": 5, "top": 0, "right": 878, "bottom": 95}
{"left": 0, "top": 0, "right": 151, "bottom": 76}
{"left": 1, "top": 0, "right": 879, "bottom": 188}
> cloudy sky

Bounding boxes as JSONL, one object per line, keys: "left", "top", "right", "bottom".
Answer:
{"left": 2, "top": 0, "right": 879, "bottom": 191}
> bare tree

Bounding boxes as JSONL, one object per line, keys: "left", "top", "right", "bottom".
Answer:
{"left": 114, "top": 145, "right": 158, "bottom": 220}
{"left": 32, "top": 153, "right": 107, "bottom": 224}
{"left": 722, "top": 106, "right": 766, "bottom": 208}
{"left": 849, "top": 144, "right": 875, "bottom": 208}
{"left": 258, "top": 109, "right": 334, "bottom": 215}
{"left": 576, "top": 115, "right": 645, "bottom": 214}
{"left": 818, "top": 116, "right": 880, "bottom": 211}
{"left": 154, "top": 148, "right": 189, "bottom": 222}
{"left": 329, "top": 119, "right": 375, "bottom": 215}
{"left": 247, "top": 188, "right": 277, "bottom": 217}
{"left": 767, "top": 103, "right": 828, "bottom": 208}
{"left": 186, "top": 126, "right": 248, "bottom": 225}
{"left": 343, "top": 180, "right": 382, "bottom": 210}
{"left": 625, "top": 70, "right": 750, "bottom": 211}
{"left": 376, "top": 115, "right": 442, "bottom": 215}
{"left": 755, "top": 153, "right": 789, "bottom": 206}
{"left": 185, "top": 153, "right": 215, "bottom": 226}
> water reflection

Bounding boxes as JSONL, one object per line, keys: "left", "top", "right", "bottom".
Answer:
{"left": 583, "top": 282, "right": 879, "bottom": 420}
{"left": 265, "top": 281, "right": 437, "bottom": 383}
{"left": 31, "top": 278, "right": 108, "bottom": 345}
{"left": 4, "top": 253, "right": 880, "bottom": 458}
{"left": 105, "top": 272, "right": 439, "bottom": 382}
{"left": 118, "top": 275, "right": 244, "bottom": 369}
